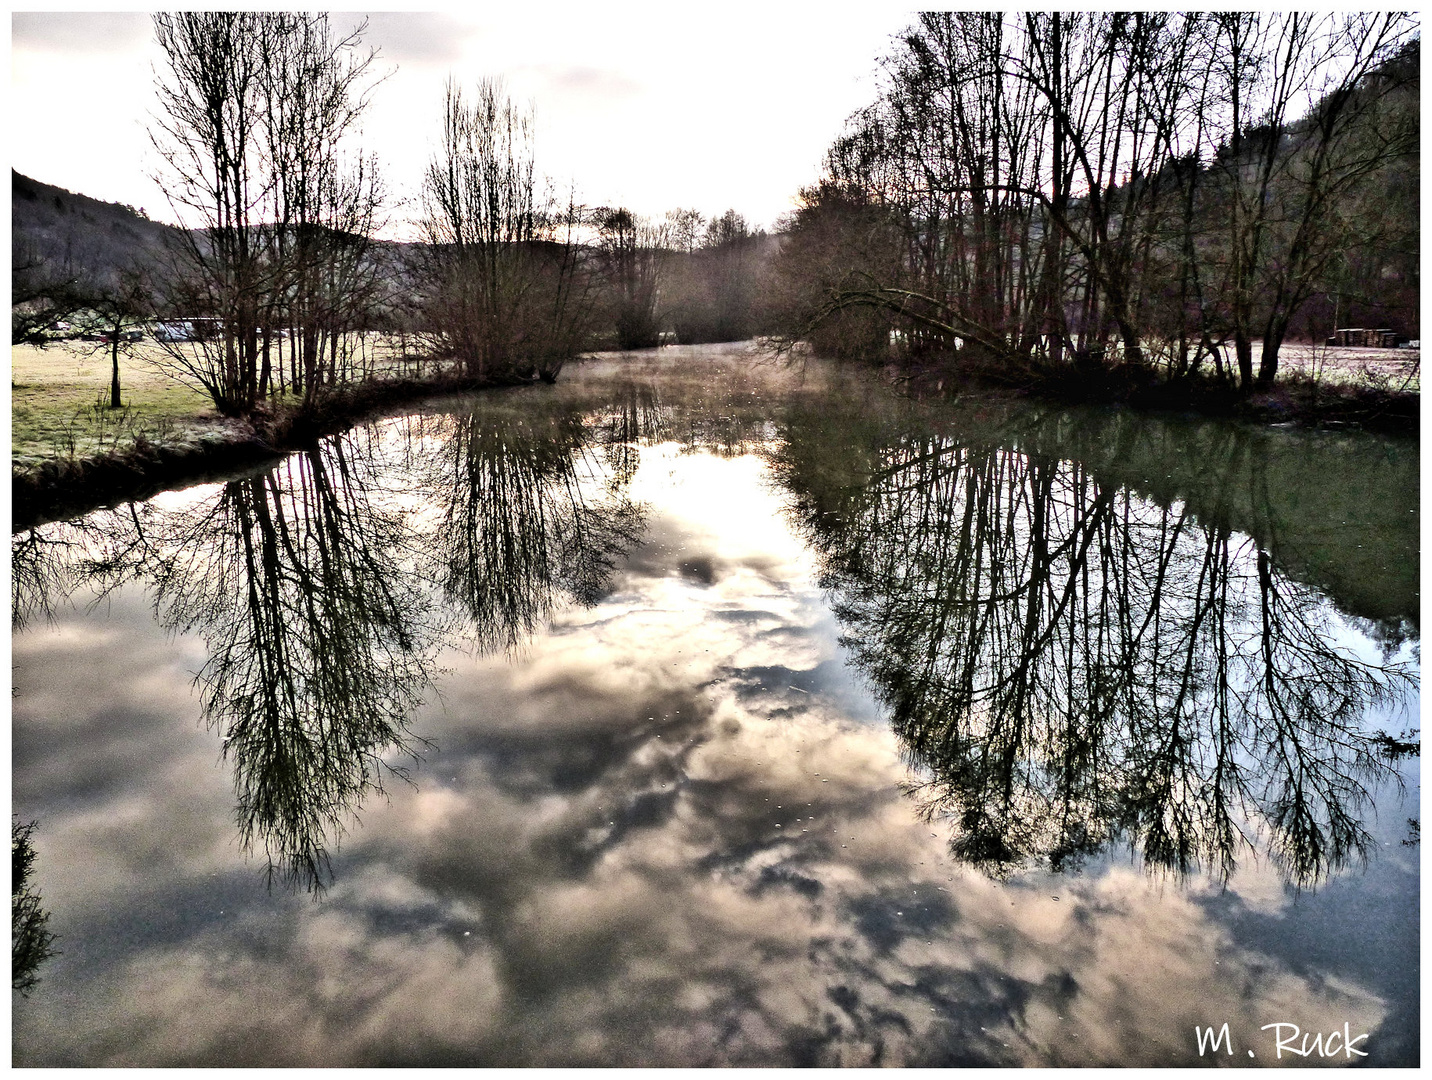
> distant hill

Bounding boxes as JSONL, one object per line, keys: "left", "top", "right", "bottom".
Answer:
{"left": 11, "top": 170, "right": 415, "bottom": 319}
{"left": 13, "top": 170, "right": 778, "bottom": 345}
{"left": 12, "top": 170, "right": 182, "bottom": 291}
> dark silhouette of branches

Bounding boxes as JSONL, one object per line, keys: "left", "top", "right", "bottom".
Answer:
{"left": 771, "top": 398, "right": 1415, "bottom": 886}
{"left": 415, "top": 79, "right": 593, "bottom": 382}
{"left": 423, "top": 402, "right": 646, "bottom": 652}
{"left": 12, "top": 819, "right": 58, "bottom": 995}
{"left": 149, "top": 13, "right": 384, "bottom": 415}
{"left": 773, "top": 13, "right": 1419, "bottom": 393}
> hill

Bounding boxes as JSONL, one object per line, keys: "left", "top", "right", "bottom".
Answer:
{"left": 12, "top": 170, "right": 181, "bottom": 290}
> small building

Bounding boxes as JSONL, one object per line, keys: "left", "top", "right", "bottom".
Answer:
{"left": 1329, "top": 327, "right": 1400, "bottom": 347}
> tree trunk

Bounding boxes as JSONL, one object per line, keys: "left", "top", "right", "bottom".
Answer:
{"left": 110, "top": 331, "right": 122, "bottom": 408}
{"left": 258, "top": 329, "right": 272, "bottom": 399}
{"left": 1234, "top": 332, "right": 1255, "bottom": 393}
{"left": 1257, "top": 319, "right": 1284, "bottom": 386}
{"left": 1118, "top": 319, "right": 1144, "bottom": 369}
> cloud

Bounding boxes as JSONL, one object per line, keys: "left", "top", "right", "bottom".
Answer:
{"left": 536, "top": 65, "right": 643, "bottom": 99}
{"left": 12, "top": 12, "right": 151, "bottom": 53}
{"left": 347, "top": 12, "right": 471, "bottom": 65}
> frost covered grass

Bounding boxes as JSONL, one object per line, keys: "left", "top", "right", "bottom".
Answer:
{"left": 12, "top": 342, "right": 218, "bottom": 467}
{"left": 1270, "top": 343, "right": 1419, "bottom": 392}
{"left": 11, "top": 336, "right": 427, "bottom": 468}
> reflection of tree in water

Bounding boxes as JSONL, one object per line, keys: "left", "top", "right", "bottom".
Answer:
{"left": 596, "top": 382, "right": 667, "bottom": 490}
{"left": 26, "top": 443, "right": 442, "bottom": 892}
{"left": 431, "top": 404, "right": 646, "bottom": 653}
{"left": 12, "top": 818, "right": 58, "bottom": 994}
{"left": 775, "top": 416, "right": 1416, "bottom": 888}
{"left": 140, "top": 444, "right": 439, "bottom": 890}
{"left": 12, "top": 525, "right": 95, "bottom": 631}
{"left": 14, "top": 394, "right": 656, "bottom": 893}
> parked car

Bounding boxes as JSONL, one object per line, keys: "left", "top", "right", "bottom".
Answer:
{"left": 153, "top": 318, "right": 222, "bottom": 343}
{"left": 153, "top": 321, "right": 197, "bottom": 342}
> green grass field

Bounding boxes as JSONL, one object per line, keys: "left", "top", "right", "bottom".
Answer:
{"left": 11, "top": 333, "right": 442, "bottom": 468}
{"left": 11, "top": 341, "right": 221, "bottom": 466}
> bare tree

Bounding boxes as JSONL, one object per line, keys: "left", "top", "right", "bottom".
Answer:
{"left": 149, "top": 13, "right": 383, "bottom": 414}
{"left": 775, "top": 11, "right": 1418, "bottom": 394}
{"left": 150, "top": 13, "right": 268, "bottom": 414}
{"left": 12, "top": 239, "right": 88, "bottom": 346}
{"left": 257, "top": 14, "right": 385, "bottom": 401}
{"left": 664, "top": 207, "right": 705, "bottom": 254}
{"left": 71, "top": 271, "right": 153, "bottom": 408}
{"left": 597, "top": 207, "right": 669, "bottom": 350}
{"left": 417, "top": 78, "right": 591, "bottom": 382}
{"left": 1198, "top": 13, "right": 1417, "bottom": 386}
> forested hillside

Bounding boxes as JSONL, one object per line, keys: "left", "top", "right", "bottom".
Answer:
{"left": 12, "top": 170, "right": 178, "bottom": 289}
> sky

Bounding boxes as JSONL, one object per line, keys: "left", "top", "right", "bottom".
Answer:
{"left": 10, "top": 6, "right": 920, "bottom": 238}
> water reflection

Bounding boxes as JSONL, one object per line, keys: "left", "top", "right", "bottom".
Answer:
{"left": 425, "top": 405, "right": 646, "bottom": 652}
{"left": 12, "top": 379, "right": 1418, "bottom": 898}
{"left": 12, "top": 818, "right": 58, "bottom": 994}
{"left": 8, "top": 362, "right": 1419, "bottom": 1065}
{"left": 12, "top": 524, "right": 95, "bottom": 631}
{"left": 89, "top": 444, "right": 437, "bottom": 890}
{"left": 772, "top": 405, "right": 1416, "bottom": 888}
{"left": 14, "top": 401, "right": 650, "bottom": 892}
{"left": 1008, "top": 405, "right": 1420, "bottom": 636}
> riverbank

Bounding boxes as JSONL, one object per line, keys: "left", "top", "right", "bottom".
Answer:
{"left": 12, "top": 368, "right": 555, "bottom": 531}
{"left": 11, "top": 338, "right": 1419, "bottom": 531}
{"left": 892, "top": 343, "right": 1420, "bottom": 434}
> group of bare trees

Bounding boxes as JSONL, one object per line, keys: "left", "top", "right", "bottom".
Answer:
{"left": 150, "top": 13, "right": 385, "bottom": 415}
{"left": 595, "top": 207, "right": 669, "bottom": 350}
{"left": 587, "top": 207, "right": 772, "bottom": 348}
{"left": 774, "top": 12, "right": 1418, "bottom": 391}
{"left": 662, "top": 210, "right": 771, "bottom": 344}
{"left": 415, "top": 79, "right": 593, "bottom": 382}
{"left": 144, "top": 15, "right": 773, "bottom": 413}
{"left": 24, "top": 13, "right": 787, "bottom": 423}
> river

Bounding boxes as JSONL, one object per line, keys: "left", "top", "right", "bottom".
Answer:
{"left": 11, "top": 345, "right": 1420, "bottom": 1066}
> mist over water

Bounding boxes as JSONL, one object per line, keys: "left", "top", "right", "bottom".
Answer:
{"left": 11, "top": 350, "right": 1419, "bottom": 1066}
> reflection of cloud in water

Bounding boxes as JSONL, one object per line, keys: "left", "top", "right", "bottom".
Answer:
{"left": 10, "top": 442, "right": 1405, "bottom": 1066}
{"left": 13, "top": 592, "right": 239, "bottom": 915}
{"left": 18, "top": 674, "right": 1388, "bottom": 1064}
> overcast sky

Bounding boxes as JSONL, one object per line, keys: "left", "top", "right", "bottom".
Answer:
{"left": 10, "top": 7, "right": 919, "bottom": 237}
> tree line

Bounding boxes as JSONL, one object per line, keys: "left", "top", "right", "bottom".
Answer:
{"left": 769, "top": 12, "right": 1418, "bottom": 392}
{"left": 15, "top": 13, "right": 1416, "bottom": 417}
{"left": 12, "top": 13, "right": 775, "bottom": 418}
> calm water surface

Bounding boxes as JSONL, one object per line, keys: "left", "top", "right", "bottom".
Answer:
{"left": 11, "top": 348, "right": 1419, "bottom": 1066}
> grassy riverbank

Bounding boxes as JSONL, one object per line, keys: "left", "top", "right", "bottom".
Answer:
{"left": 893, "top": 341, "right": 1420, "bottom": 434}
{"left": 13, "top": 342, "right": 222, "bottom": 467}
{"left": 11, "top": 337, "right": 1419, "bottom": 530}
{"left": 11, "top": 341, "right": 553, "bottom": 530}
